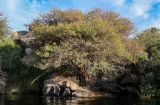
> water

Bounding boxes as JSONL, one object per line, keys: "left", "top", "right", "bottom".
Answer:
{"left": 0, "top": 95, "right": 159, "bottom": 105}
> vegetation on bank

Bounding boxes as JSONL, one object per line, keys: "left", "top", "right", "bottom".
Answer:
{"left": 0, "top": 13, "right": 43, "bottom": 94}
{"left": 0, "top": 8, "right": 160, "bottom": 97}
{"left": 136, "top": 28, "right": 160, "bottom": 98}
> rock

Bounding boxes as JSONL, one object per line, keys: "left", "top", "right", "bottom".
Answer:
{"left": 43, "top": 83, "right": 60, "bottom": 96}
{"left": 43, "top": 78, "right": 73, "bottom": 96}
{"left": 11, "top": 31, "right": 28, "bottom": 40}
{"left": 119, "top": 73, "right": 138, "bottom": 86}
{"left": 25, "top": 48, "right": 32, "bottom": 56}
{"left": 90, "top": 71, "right": 139, "bottom": 97}
{"left": 43, "top": 70, "right": 139, "bottom": 98}
{"left": 62, "top": 88, "right": 71, "bottom": 97}
{"left": 43, "top": 75, "right": 103, "bottom": 97}
{"left": 100, "top": 83, "right": 121, "bottom": 93}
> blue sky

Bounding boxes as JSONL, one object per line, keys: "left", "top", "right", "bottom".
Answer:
{"left": 0, "top": 0, "right": 160, "bottom": 32}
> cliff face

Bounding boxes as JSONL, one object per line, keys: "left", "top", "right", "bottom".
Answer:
{"left": 11, "top": 31, "right": 28, "bottom": 40}
{"left": 11, "top": 30, "right": 35, "bottom": 57}
{"left": 11, "top": 31, "right": 29, "bottom": 47}
{"left": 11, "top": 31, "right": 35, "bottom": 46}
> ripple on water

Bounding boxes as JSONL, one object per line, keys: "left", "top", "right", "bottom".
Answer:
{"left": 0, "top": 95, "right": 159, "bottom": 105}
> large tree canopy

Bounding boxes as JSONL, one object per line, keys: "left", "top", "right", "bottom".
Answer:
{"left": 24, "top": 8, "right": 143, "bottom": 83}
{"left": 30, "top": 8, "right": 134, "bottom": 37}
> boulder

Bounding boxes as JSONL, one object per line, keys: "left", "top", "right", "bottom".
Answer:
{"left": 43, "top": 75, "right": 103, "bottom": 97}
{"left": 25, "top": 48, "right": 32, "bottom": 56}
{"left": 119, "top": 73, "right": 138, "bottom": 86}
{"left": 90, "top": 71, "right": 139, "bottom": 97}
{"left": 43, "top": 71, "right": 139, "bottom": 98}
{"left": 62, "top": 88, "right": 71, "bottom": 97}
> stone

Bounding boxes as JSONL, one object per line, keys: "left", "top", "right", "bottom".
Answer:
{"left": 25, "top": 48, "right": 32, "bottom": 56}
{"left": 43, "top": 75, "right": 103, "bottom": 97}
{"left": 42, "top": 70, "right": 139, "bottom": 98}
{"left": 62, "top": 88, "right": 71, "bottom": 97}
{"left": 43, "top": 84, "right": 60, "bottom": 96}
{"left": 119, "top": 73, "right": 139, "bottom": 86}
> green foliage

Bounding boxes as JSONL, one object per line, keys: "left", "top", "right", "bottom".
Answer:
{"left": 138, "top": 58, "right": 160, "bottom": 98}
{"left": 0, "top": 37, "right": 21, "bottom": 70}
{"left": 33, "top": 8, "right": 85, "bottom": 26}
{"left": 136, "top": 27, "right": 160, "bottom": 97}
{"left": 0, "top": 13, "right": 10, "bottom": 36}
{"left": 0, "top": 9, "right": 150, "bottom": 96}
{"left": 0, "top": 37, "right": 43, "bottom": 93}
{"left": 23, "top": 8, "right": 143, "bottom": 86}
{"left": 0, "top": 11, "right": 44, "bottom": 94}
{"left": 136, "top": 27, "right": 160, "bottom": 48}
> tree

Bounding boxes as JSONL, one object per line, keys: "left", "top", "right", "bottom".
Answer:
{"left": 136, "top": 27, "right": 160, "bottom": 97}
{"left": 136, "top": 27, "right": 160, "bottom": 49}
{"left": 34, "top": 8, "right": 85, "bottom": 25}
{"left": 0, "top": 12, "right": 21, "bottom": 93}
{"left": 87, "top": 8, "right": 135, "bottom": 37}
{"left": 24, "top": 8, "right": 142, "bottom": 85}
{"left": 0, "top": 12, "right": 10, "bottom": 36}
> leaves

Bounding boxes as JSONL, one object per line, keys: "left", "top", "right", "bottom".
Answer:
{"left": 0, "top": 37, "right": 21, "bottom": 70}
{"left": 23, "top": 8, "right": 142, "bottom": 85}
{"left": 0, "top": 13, "right": 10, "bottom": 36}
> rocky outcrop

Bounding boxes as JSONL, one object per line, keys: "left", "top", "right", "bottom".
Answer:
{"left": 91, "top": 71, "right": 139, "bottom": 97}
{"left": 43, "top": 70, "right": 139, "bottom": 97}
{"left": 12, "top": 31, "right": 35, "bottom": 46}
{"left": 25, "top": 48, "right": 32, "bottom": 56}
{"left": 43, "top": 75, "right": 103, "bottom": 97}
{"left": 11, "top": 31, "right": 28, "bottom": 41}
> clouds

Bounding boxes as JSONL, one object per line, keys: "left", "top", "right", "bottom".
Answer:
{"left": 129, "top": 0, "right": 160, "bottom": 30}
{"left": 129, "top": 0, "right": 159, "bottom": 19}
{"left": 0, "top": 0, "right": 44, "bottom": 31}
{"left": 111, "top": 0, "right": 160, "bottom": 30}
{"left": 114, "top": 0, "right": 125, "bottom": 6}
{"left": 0, "top": 0, "right": 160, "bottom": 31}
{"left": 131, "top": 0, "right": 151, "bottom": 19}
{"left": 6, "top": 0, "right": 18, "bottom": 10}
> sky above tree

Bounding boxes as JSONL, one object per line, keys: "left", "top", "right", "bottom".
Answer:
{"left": 0, "top": 0, "right": 160, "bottom": 31}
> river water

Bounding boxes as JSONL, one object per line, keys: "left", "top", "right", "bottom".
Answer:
{"left": 0, "top": 95, "right": 159, "bottom": 105}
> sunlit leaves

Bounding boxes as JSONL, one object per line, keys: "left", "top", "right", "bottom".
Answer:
{"left": 24, "top": 8, "right": 142, "bottom": 81}
{"left": 0, "top": 12, "right": 10, "bottom": 36}
{"left": 136, "top": 27, "right": 160, "bottom": 48}
{"left": 0, "top": 37, "right": 21, "bottom": 70}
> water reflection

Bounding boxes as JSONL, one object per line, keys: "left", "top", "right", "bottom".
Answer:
{"left": 0, "top": 95, "right": 160, "bottom": 105}
{"left": 0, "top": 95, "right": 5, "bottom": 105}
{"left": 43, "top": 97, "right": 135, "bottom": 105}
